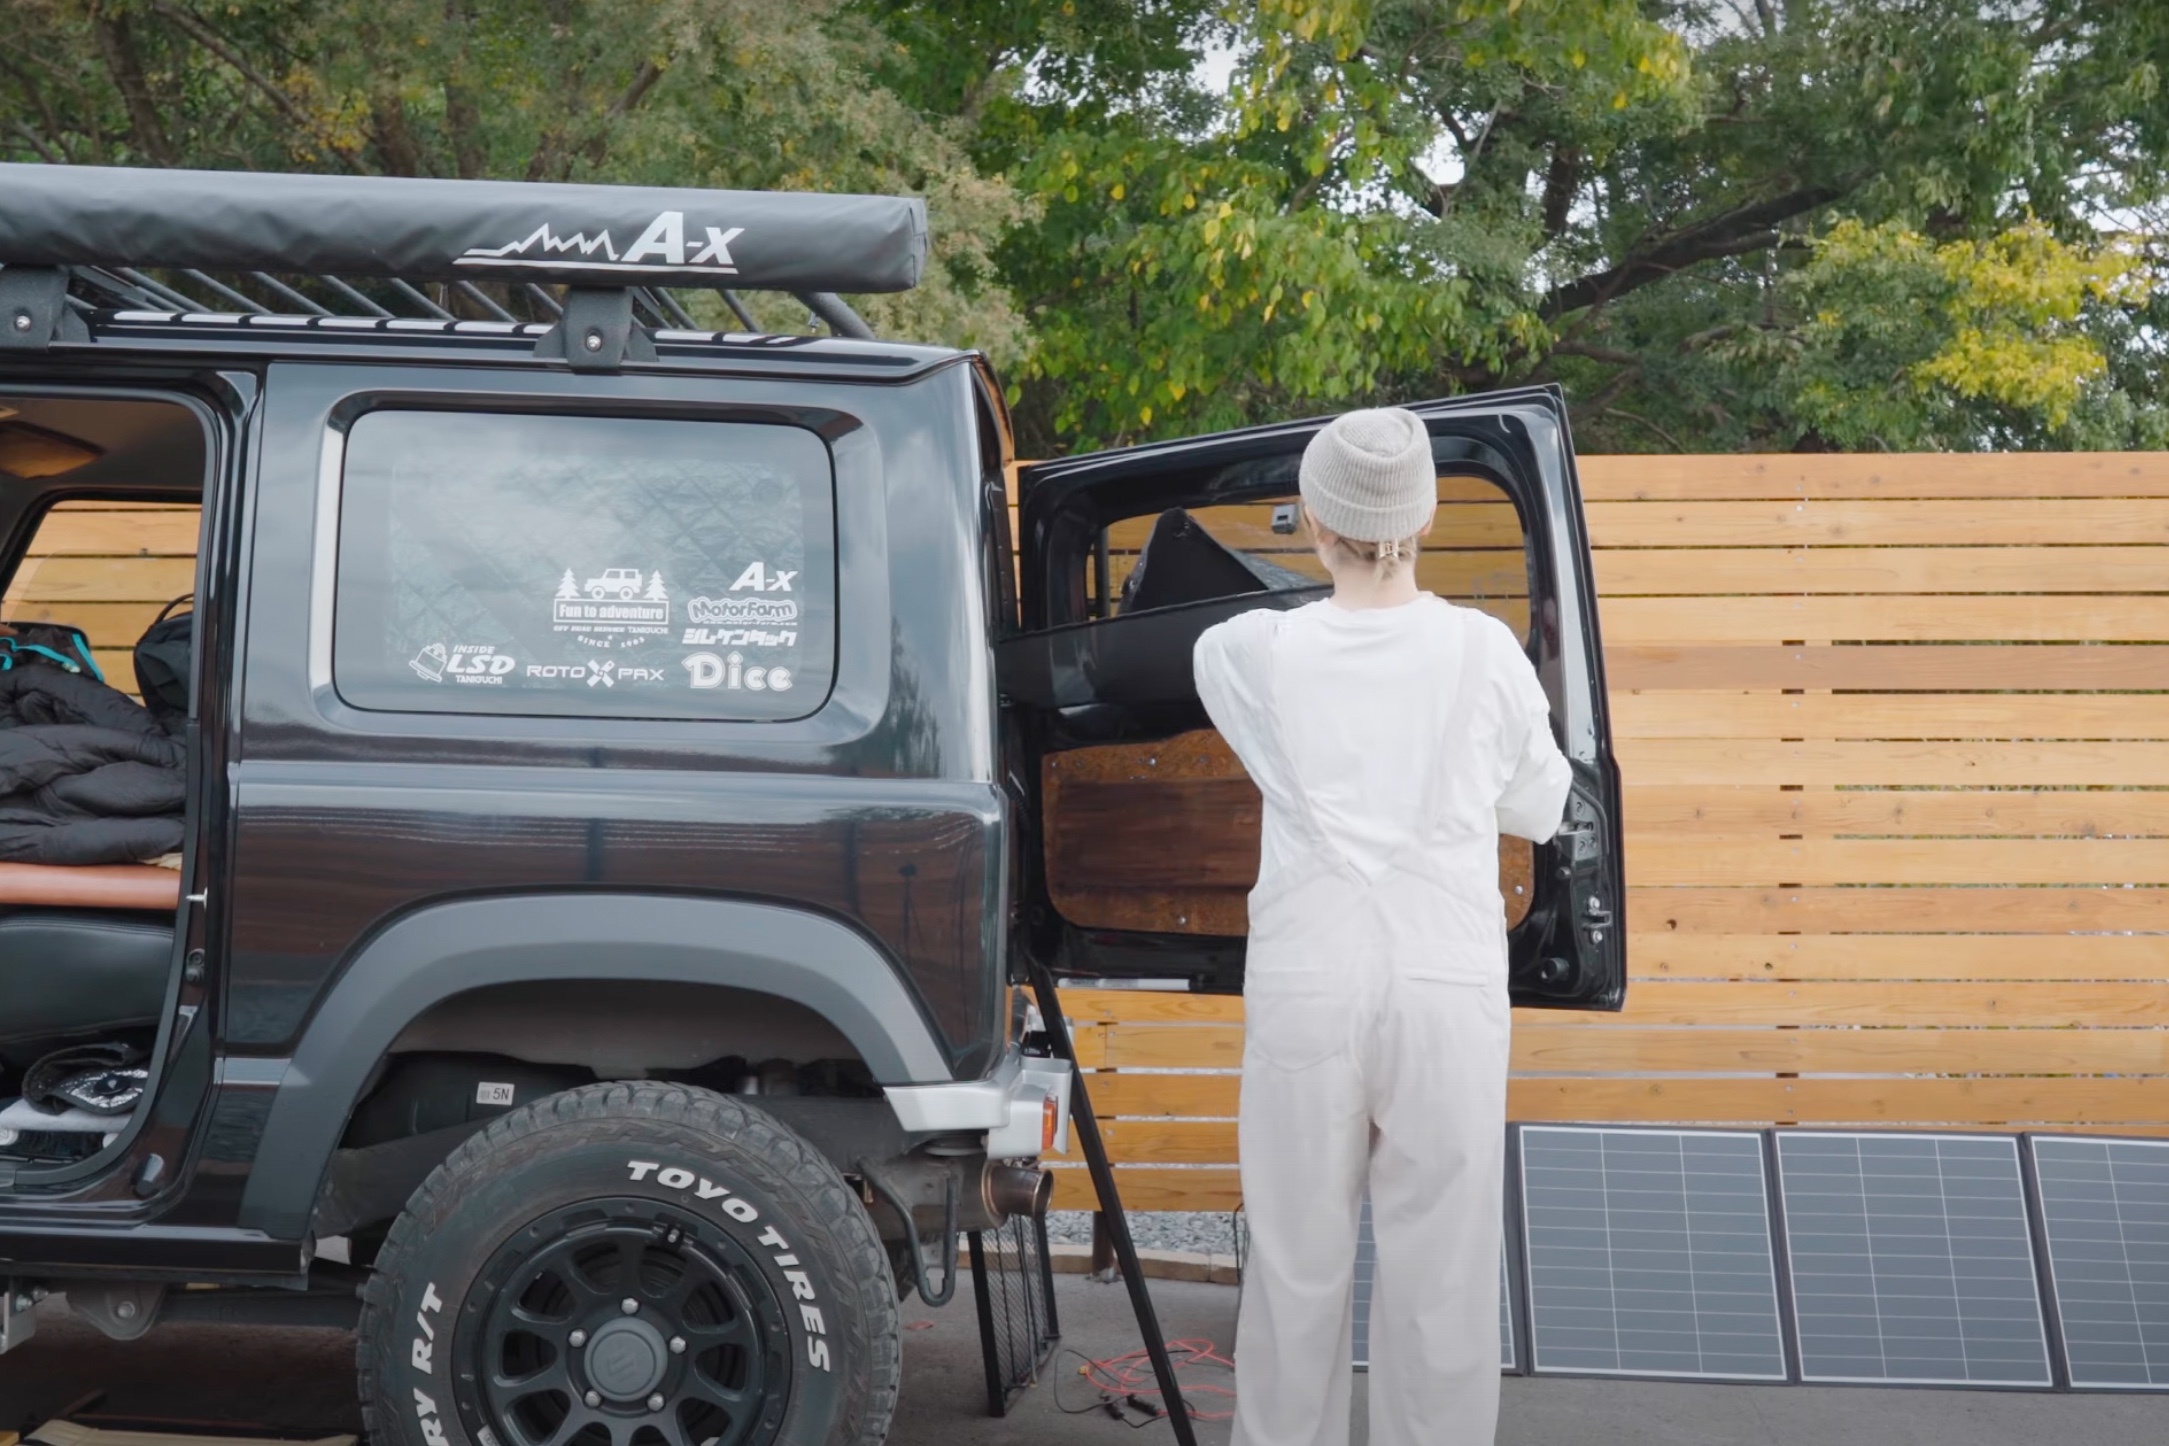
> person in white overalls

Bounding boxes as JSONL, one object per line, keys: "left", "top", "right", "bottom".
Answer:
{"left": 1194, "top": 408, "right": 1572, "bottom": 1446}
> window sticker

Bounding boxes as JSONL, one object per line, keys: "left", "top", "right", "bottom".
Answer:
{"left": 334, "top": 411, "right": 835, "bottom": 721}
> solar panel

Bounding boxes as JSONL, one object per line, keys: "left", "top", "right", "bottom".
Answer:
{"left": 1350, "top": 1195, "right": 1513, "bottom": 1371}
{"left": 1517, "top": 1126, "right": 1786, "bottom": 1380}
{"left": 2031, "top": 1135, "right": 2169, "bottom": 1388}
{"left": 1775, "top": 1132, "right": 2050, "bottom": 1386}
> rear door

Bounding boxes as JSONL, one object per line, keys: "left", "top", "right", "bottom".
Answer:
{"left": 999, "top": 386, "right": 1622, "bottom": 1010}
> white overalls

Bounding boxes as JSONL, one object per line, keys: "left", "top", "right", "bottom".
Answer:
{"left": 1193, "top": 594, "right": 1572, "bottom": 1446}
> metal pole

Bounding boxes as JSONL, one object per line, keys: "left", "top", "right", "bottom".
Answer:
{"left": 1028, "top": 960, "right": 1200, "bottom": 1446}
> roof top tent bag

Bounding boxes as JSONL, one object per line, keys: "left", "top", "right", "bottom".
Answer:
{"left": 0, "top": 164, "right": 927, "bottom": 293}
{"left": 999, "top": 387, "right": 1624, "bottom": 1012}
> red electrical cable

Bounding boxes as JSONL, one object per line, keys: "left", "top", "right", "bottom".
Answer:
{"left": 1065, "top": 1338, "right": 1238, "bottom": 1423}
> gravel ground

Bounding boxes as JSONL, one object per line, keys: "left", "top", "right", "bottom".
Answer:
{"left": 1046, "top": 1208, "right": 1242, "bottom": 1257}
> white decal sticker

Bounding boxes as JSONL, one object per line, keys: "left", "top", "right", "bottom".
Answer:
{"left": 456, "top": 213, "right": 746, "bottom": 277}
{"left": 475, "top": 1082, "right": 515, "bottom": 1106}
{"left": 550, "top": 566, "right": 671, "bottom": 649}
{"left": 683, "top": 651, "right": 792, "bottom": 693}
{"left": 686, "top": 596, "right": 798, "bottom": 627}
{"left": 409, "top": 643, "right": 448, "bottom": 682}
{"left": 727, "top": 562, "right": 797, "bottom": 593}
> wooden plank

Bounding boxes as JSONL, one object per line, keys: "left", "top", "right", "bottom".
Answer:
{"left": 1078, "top": 1015, "right": 2169, "bottom": 1076}
{"left": 1626, "top": 885, "right": 2169, "bottom": 934}
{"left": 1586, "top": 499, "right": 2169, "bottom": 547}
{"left": 1072, "top": 1022, "right": 1244, "bottom": 1069}
{"left": 1605, "top": 645, "right": 2169, "bottom": 691}
{"left": 0, "top": 600, "right": 166, "bottom": 642}
{"left": 1615, "top": 695, "right": 2169, "bottom": 743}
{"left": 1515, "top": 1024, "right": 2169, "bottom": 1075}
{"left": 1511, "top": 1076, "right": 2169, "bottom": 1126}
{"left": 1631, "top": 933, "right": 2169, "bottom": 981}
{"left": 1595, "top": 545, "right": 2169, "bottom": 595}
{"left": 1061, "top": 991, "right": 1243, "bottom": 1026}
{"left": 1578, "top": 453, "right": 2169, "bottom": 502}
{"left": 1602, "top": 596, "right": 2169, "bottom": 645}
{"left": 1085, "top": 1070, "right": 1239, "bottom": 1117}
{"left": 1624, "top": 786, "right": 2169, "bottom": 838}
{"left": 1109, "top": 500, "right": 1524, "bottom": 551}
{"left": 21, "top": 510, "right": 199, "bottom": 555}
{"left": 4, "top": 555, "right": 196, "bottom": 603}
{"left": 1083, "top": 1077, "right": 2169, "bottom": 1152}
{"left": 1630, "top": 837, "right": 2169, "bottom": 886}
{"left": 1048, "top": 1167, "right": 1241, "bottom": 1212}
{"left": 1560, "top": 980, "right": 2169, "bottom": 1028}
{"left": 1617, "top": 738, "right": 2169, "bottom": 787}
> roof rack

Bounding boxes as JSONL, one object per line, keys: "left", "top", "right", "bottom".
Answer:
{"left": 0, "top": 165, "right": 923, "bottom": 366}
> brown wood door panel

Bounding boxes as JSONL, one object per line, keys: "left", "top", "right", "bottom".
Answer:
{"left": 1043, "top": 729, "right": 1536, "bottom": 935}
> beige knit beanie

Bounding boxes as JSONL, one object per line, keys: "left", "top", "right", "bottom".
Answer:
{"left": 1297, "top": 407, "right": 1436, "bottom": 543}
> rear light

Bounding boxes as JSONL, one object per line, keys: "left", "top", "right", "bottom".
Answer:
{"left": 1042, "top": 1093, "right": 1060, "bottom": 1153}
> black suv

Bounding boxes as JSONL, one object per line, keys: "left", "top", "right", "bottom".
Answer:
{"left": 0, "top": 165, "right": 1622, "bottom": 1446}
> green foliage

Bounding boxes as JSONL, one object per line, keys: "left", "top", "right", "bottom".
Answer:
{"left": 4, "top": 0, "right": 2167, "bottom": 452}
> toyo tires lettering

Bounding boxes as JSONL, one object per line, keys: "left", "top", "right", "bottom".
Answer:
{"left": 627, "top": 1159, "right": 832, "bottom": 1372}
{"left": 410, "top": 1280, "right": 449, "bottom": 1443}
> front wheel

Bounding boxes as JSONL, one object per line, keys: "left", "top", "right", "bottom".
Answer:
{"left": 358, "top": 1083, "right": 899, "bottom": 1446}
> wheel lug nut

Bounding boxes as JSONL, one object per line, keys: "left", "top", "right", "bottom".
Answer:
{"left": 647, "top": 1394, "right": 665, "bottom": 1412}
{"left": 569, "top": 1329, "right": 588, "bottom": 1348}
{"left": 670, "top": 1336, "right": 686, "bottom": 1355}
{"left": 584, "top": 1391, "right": 601, "bottom": 1408}
{"left": 621, "top": 1297, "right": 639, "bottom": 1315}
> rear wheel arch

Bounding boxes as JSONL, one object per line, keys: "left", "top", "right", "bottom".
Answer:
{"left": 237, "top": 893, "right": 955, "bottom": 1240}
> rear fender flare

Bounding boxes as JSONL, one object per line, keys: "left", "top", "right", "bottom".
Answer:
{"left": 235, "top": 893, "right": 952, "bottom": 1239}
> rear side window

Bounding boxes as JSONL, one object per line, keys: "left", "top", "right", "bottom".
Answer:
{"left": 334, "top": 411, "right": 835, "bottom": 720}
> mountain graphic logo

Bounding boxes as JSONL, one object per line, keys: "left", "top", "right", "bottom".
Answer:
{"left": 458, "top": 212, "right": 746, "bottom": 276}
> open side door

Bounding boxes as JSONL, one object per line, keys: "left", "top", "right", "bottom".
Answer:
{"left": 999, "top": 386, "right": 1622, "bottom": 1011}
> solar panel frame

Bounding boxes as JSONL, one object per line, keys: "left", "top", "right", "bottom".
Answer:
{"left": 1350, "top": 1192, "right": 1519, "bottom": 1373}
{"left": 2026, "top": 1132, "right": 2169, "bottom": 1391}
{"left": 1517, "top": 1124, "right": 1790, "bottom": 1382}
{"left": 1774, "top": 1131, "right": 2053, "bottom": 1389}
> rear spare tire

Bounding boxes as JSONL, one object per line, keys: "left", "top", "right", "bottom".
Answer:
{"left": 358, "top": 1082, "right": 899, "bottom": 1446}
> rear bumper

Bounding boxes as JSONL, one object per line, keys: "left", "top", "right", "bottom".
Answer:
{"left": 882, "top": 1047, "right": 1072, "bottom": 1159}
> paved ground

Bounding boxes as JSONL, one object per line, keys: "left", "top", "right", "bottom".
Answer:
{"left": 4, "top": 1274, "right": 2166, "bottom": 1445}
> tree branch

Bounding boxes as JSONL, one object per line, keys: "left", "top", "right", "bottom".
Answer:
{"left": 90, "top": 4, "right": 177, "bottom": 165}
{"left": 1603, "top": 407, "right": 1688, "bottom": 451}
{"left": 8, "top": 120, "right": 64, "bottom": 165}
{"left": 1539, "top": 143, "right": 1581, "bottom": 239}
{"left": 1550, "top": 338, "right": 1641, "bottom": 367}
{"left": 147, "top": 0, "right": 360, "bottom": 167}
{"left": 1541, "top": 183, "right": 1845, "bottom": 318}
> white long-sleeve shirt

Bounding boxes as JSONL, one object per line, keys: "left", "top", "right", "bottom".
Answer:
{"left": 1193, "top": 593, "right": 1572, "bottom": 985}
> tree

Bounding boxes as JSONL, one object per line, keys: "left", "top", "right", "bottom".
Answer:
{"left": 7, "top": 0, "right": 2166, "bottom": 452}
{"left": 870, "top": 0, "right": 2169, "bottom": 450}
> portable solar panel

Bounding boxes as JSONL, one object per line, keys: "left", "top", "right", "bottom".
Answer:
{"left": 2030, "top": 1135, "right": 2169, "bottom": 1389}
{"left": 1516, "top": 1126, "right": 1786, "bottom": 1380}
{"left": 1350, "top": 1196, "right": 1514, "bottom": 1371}
{"left": 1775, "top": 1132, "right": 2051, "bottom": 1386}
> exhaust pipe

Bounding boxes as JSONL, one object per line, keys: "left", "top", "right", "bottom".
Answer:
{"left": 982, "top": 1163, "right": 1052, "bottom": 1223}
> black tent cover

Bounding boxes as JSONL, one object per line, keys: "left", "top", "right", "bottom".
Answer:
{"left": 0, "top": 164, "right": 927, "bottom": 293}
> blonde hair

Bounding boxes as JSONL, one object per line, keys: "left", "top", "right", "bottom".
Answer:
{"left": 1312, "top": 522, "right": 1424, "bottom": 582}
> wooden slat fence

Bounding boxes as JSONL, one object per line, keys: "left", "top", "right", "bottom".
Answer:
{"left": 1, "top": 500, "right": 199, "bottom": 692}
{"left": 1051, "top": 452, "right": 2169, "bottom": 1211}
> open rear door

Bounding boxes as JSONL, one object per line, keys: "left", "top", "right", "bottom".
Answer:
{"left": 999, "top": 386, "right": 1622, "bottom": 1010}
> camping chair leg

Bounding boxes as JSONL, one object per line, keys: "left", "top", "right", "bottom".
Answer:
{"left": 1028, "top": 961, "right": 1201, "bottom": 1446}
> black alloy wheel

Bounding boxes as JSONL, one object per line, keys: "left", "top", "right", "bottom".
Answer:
{"left": 466, "top": 1201, "right": 789, "bottom": 1446}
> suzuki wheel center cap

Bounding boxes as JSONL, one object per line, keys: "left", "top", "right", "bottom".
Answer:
{"left": 585, "top": 1317, "right": 670, "bottom": 1401}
